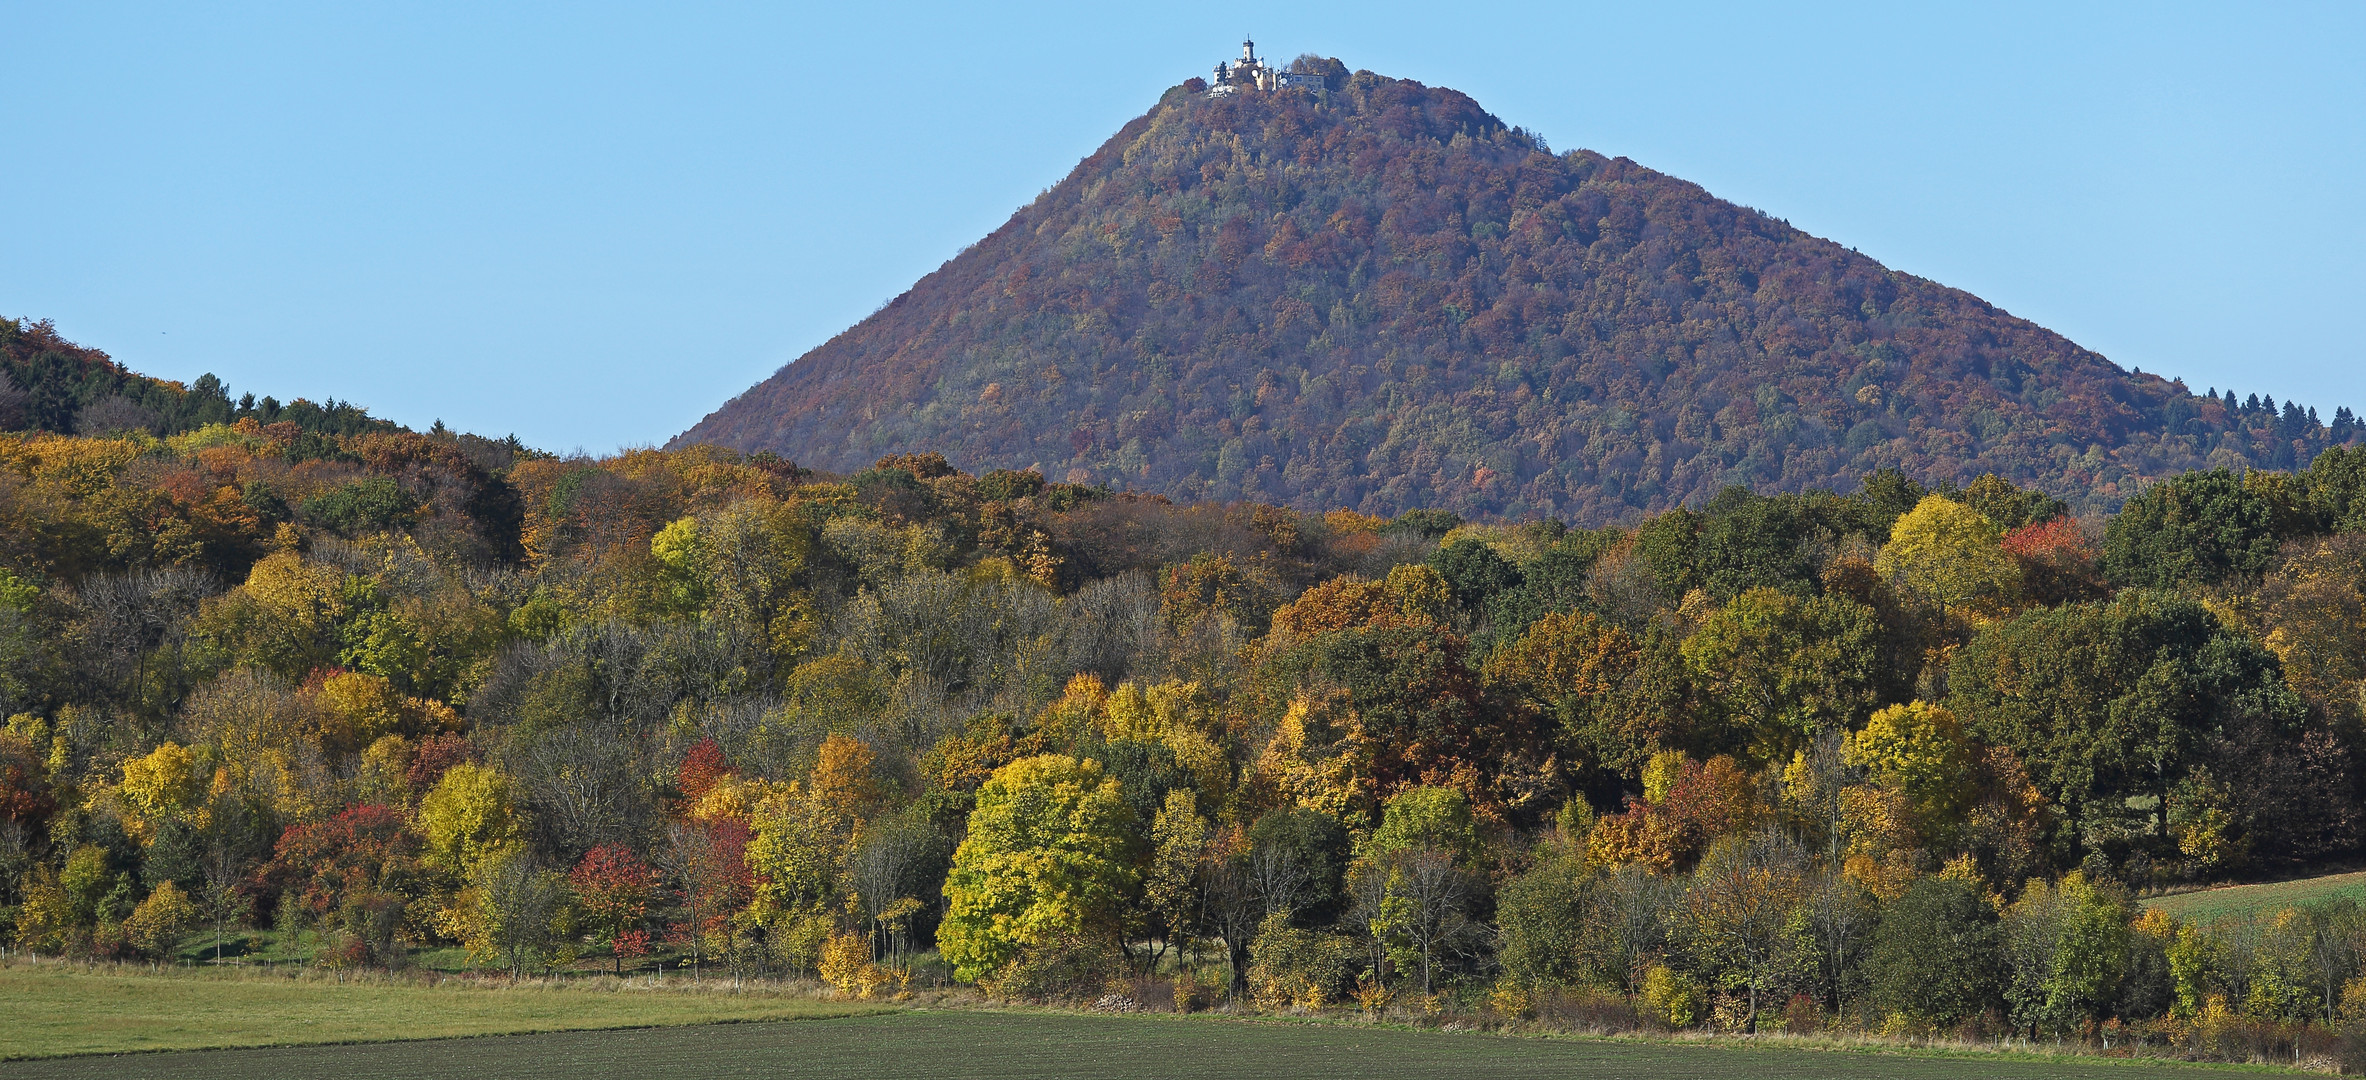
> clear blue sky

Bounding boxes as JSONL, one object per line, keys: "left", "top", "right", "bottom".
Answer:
{"left": 5, "top": 2, "right": 2361, "bottom": 452}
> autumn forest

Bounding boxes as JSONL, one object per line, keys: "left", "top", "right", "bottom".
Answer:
{"left": 11, "top": 303, "right": 2366, "bottom": 1067}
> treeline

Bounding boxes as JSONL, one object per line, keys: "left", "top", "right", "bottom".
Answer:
{"left": 8, "top": 420, "right": 2366, "bottom": 1049}
{"left": 1, "top": 317, "right": 397, "bottom": 440}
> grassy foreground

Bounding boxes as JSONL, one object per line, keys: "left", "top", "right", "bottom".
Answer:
{"left": 3, "top": 1009, "right": 2297, "bottom": 1080}
{"left": 2145, "top": 869, "right": 2366, "bottom": 922}
{"left": 0, "top": 962, "right": 889, "bottom": 1061}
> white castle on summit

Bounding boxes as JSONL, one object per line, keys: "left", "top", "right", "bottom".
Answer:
{"left": 1208, "top": 38, "right": 1325, "bottom": 94}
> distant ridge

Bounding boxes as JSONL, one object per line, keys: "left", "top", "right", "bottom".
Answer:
{"left": 676, "top": 62, "right": 2359, "bottom": 521}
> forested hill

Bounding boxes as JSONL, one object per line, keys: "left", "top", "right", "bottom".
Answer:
{"left": 0, "top": 317, "right": 393, "bottom": 439}
{"left": 675, "top": 64, "right": 2360, "bottom": 522}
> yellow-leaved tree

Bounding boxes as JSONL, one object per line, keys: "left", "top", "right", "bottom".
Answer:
{"left": 1844, "top": 701, "right": 1976, "bottom": 844}
{"left": 118, "top": 741, "right": 208, "bottom": 844}
{"left": 1874, "top": 494, "right": 2020, "bottom": 618}
{"left": 417, "top": 762, "right": 521, "bottom": 879}
{"left": 938, "top": 754, "right": 1136, "bottom": 982}
{"left": 122, "top": 879, "right": 198, "bottom": 959}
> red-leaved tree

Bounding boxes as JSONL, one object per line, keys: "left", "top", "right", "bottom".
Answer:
{"left": 257, "top": 804, "right": 423, "bottom": 924}
{"left": 677, "top": 738, "right": 732, "bottom": 806}
{"left": 570, "top": 842, "right": 655, "bottom": 977}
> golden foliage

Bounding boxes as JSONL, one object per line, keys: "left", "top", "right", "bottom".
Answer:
{"left": 119, "top": 742, "right": 208, "bottom": 843}
{"left": 1251, "top": 695, "right": 1372, "bottom": 820}
{"left": 1481, "top": 609, "right": 1638, "bottom": 706}
{"left": 1874, "top": 495, "right": 2020, "bottom": 616}
{"left": 809, "top": 733, "right": 882, "bottom": 822}
{"left": 818, "top": 930, "right": 889, "bottom": 998}
{"left": 1844, "top": 701, "right": 1975, "bottom": 836}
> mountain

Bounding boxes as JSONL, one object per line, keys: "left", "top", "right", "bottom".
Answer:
{"left": 674, "top": 63, "right": 2360, "bottom": 522}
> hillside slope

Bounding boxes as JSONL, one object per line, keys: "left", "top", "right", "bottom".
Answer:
{"left": 676, "top": 67, "right": 2357, "bottom": 521}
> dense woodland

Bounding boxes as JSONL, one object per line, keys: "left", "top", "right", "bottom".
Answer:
{"left": 680, "top": 63, "right": 2364, "bottom": 523}
{"left": 13, "top": 347, "right": 2366, "bottom": 1052}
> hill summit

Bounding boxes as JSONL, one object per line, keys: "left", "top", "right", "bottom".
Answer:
{"left": 675, "top": 59, "right": 2358, "bottom": 521}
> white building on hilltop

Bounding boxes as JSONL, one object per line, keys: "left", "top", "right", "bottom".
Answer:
{"left": 1209, "top": 38, "right": 1324, "bottom": 94}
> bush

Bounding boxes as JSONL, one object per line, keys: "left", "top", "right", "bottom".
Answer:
{"left": 1173, "top": 968, "right": 1214, "bottom": 1012}
{"left": 819, "top": 929, "right": 890, "bottom": 998}
{"left": 1247, "top": 915, "right": 1362, "bottom": 1008}
{"left": 1534, "top": 987, "right": 1644, "bottom": 1032}
{"left": 1782, "top": 993, "right": 1822, "bottom": 1034}
{"left": 989, "top": 935, "right": 1125, "bottom": 1002}
{"left": 1643, "top": 964, "right": 1705, "bottom": 1027}
{"left": 122, "top": 880, "right": 196, "bottom": 959}
{"left": 330, "top": 890, "right": 407, "bottom": 969}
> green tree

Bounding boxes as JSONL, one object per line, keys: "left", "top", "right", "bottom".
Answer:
{"left": 301, "top": 478, "right": 418, "bottom": 537}
{"left": 649, "top": 517, "right": 711, "bottom": 615}
{"left": 1681, "top": 587, "right": 1882, "bottom": 758}
{"left": 1866, "top": 875, "right": 2003, "bottom": 1026}
{"left": 1245, "top": 806, "right": 1347, "bottom": 922}
{"left": 1687, "top": 489, "right": 1824, "bottom": 599}
{"left": 938, "top": 754, "right": 1138, "bottom": 982}
{"left": 1948, "top": 590, "right": 2318, "bottom": 858}
{"left": 2001, "top": 873, "right": 2131, "bottom": 1036}
{"left": 2102, "top": 469, "right": 2284, "bottom": 588}
{"left": 1425, "top": 538, "right": 1523, "bottom": 616}
{"left": 1356, "top": 786, "right": 1481, "bottom": 993}
{"left": 1633, "top": 490, "right": 1835, "bottom": 602}
{"left": 1495, "top": 843, "right": 1593, "bottom": 987}
{"left": 1954, "top": 473, "right": 2066, "bottom": 532}
{"left": 462, "top": 847, "right": 568, "bottom": 979}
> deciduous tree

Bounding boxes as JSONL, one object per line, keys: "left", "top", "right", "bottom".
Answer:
{"left": 570, "top": 843, "right": 654, "bottom": 976}
{"left": 938, "top": 755, "right": 1136, "bottom": 983}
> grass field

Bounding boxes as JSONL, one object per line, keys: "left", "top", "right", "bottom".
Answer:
{"left": 0, "top": 962, "right": 889, "bottom": 1061}
{"left": 2144, "top": 869, "right": 2366, "bottom": 922}
{"left": 0, "top": 1010, "right": 2297, "bottom": 1080}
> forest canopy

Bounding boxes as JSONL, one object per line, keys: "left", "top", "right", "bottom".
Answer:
{"left": 13, "top": 400, "right": 2366, "bottom": 1040}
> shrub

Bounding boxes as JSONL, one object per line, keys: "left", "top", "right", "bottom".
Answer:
{"left": 122, "top": 880, "right": 196, "bottom": 959}
{"left": 1643, "top": 964, "right": 1705, "bottom": 1027}
{"left": 819, "top": 929, "right": 888, "bottom": 998}
{"left": 989, "top": 934, "right": 1125, "bottom": 1002}
{"left": 1247, "top": 915, "right": 1362, "bottom": 1008}
{"left": 1534, "top": 987, "right": 1643, "bottom": 1032}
